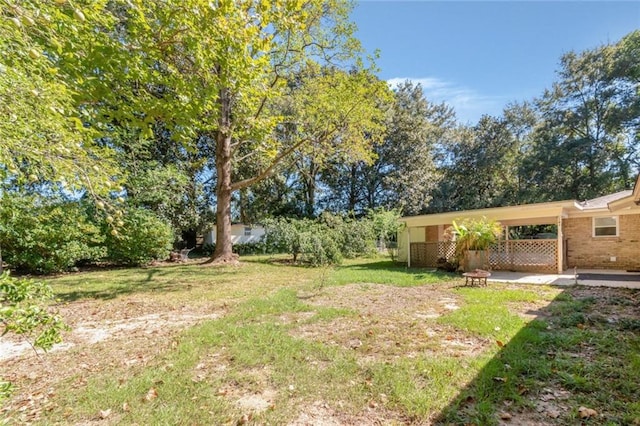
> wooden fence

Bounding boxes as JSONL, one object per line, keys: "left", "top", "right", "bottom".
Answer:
{"left": 410, "top": 239, "right": 558, "bottom": 272}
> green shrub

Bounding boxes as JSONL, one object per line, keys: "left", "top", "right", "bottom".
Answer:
{"left": 262, "top": 217, "right": 310, "bottom": 262}
{"left": 0, "top": 194, "right": 105, "bottom": 274}
{"left": 448, "top": 216, "right": 503, "bottom": 259}
{"left": 235, "top": 212, "right": 383, "bottom": 265}
{"left": 318, "top": 212, "right": 377, "bottom": 259}
{"left": 103, "top": 207, "right": 173, "bottom": 265}
{"left": 201, "top": 243, "right": 216, "bottom": 256}
{"left": 232, "top": 241, "right": 268, "bottom": 255}
{"left": 298, "top": 230, "right": 342, "bottom": 266}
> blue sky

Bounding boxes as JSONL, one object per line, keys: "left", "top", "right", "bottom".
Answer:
{"left": 351, "top": 1, "right": 640, "bottom": 123}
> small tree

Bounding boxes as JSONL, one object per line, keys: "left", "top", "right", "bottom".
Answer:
{"left": 0, "top": 194, "right": 105, "bottom": 274}
{"left": 368, "top": 208, "right": 404, "bottom": 260}
{"left": 263, "top": 217, "right": 345, "bottom": 266}
{"left": 448, "top": 217, "right": 502, "bottom": 271}
{"left": 1, "top": 272, "right": 67, "bottom": 402}
{"left": 103, "top": 207, "right": 174, "bottom": 265}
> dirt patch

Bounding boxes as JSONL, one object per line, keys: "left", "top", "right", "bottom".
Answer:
{"left": 4, "top": 280, "right": 638, "bottom": 425}
{"left": 1, "top": 296, "right": 225, "bottom": 424}
{"left": 288, "top": 400, "right": 409, "bottom": 426}
{"left": 291, "top": 283, "right": 488, "bottom": 362}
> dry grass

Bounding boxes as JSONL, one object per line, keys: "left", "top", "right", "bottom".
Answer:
{"left": 2, "top": 256, "right": 639, "bottom": 425}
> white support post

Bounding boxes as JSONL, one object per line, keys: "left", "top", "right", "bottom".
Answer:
{"left": 407, "top": 227, "right": 411, "bottom": 268}
{"left": 557, "top": 216, "right": 564, "bottom": 274}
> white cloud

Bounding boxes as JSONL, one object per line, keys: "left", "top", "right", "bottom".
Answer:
{"left": 387, "top": 77, "right": 507, "bottom": 124}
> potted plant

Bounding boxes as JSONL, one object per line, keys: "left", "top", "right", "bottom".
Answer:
{"left": 447, "top": 217, "right": 502, "bottom": 272}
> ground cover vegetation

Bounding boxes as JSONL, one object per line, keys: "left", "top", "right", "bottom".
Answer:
{"left": 1, "top": 257, "right": 638, "bottom": 424}
{"left": 0, "top": 1, "right": 639, "bottom": 423}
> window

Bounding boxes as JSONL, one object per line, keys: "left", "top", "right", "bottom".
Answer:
{"left": 593, "top": 216, "right": 618, "bottom": 237}
{"left": 244, "top": 226, "right": 252, "bottom": 236}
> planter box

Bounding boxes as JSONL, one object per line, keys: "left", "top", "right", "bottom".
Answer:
{"left": 463, "top": 250, "right": 488, "bottom": 272}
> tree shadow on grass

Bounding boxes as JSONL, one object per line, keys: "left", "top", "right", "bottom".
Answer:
{"left": 50, "top": 262, "right": 244, "bottom": 302}
{"left": 433, "top": 285, "right": 640, "bottom": 425}
{"left": 54, "top": 271, "right": 184, "bottom": 302}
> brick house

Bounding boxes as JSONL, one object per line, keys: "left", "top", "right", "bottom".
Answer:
{"left": 398, "top": 176, "right": 640, "bottom": 273}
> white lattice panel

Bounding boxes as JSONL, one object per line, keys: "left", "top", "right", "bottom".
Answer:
{"left": 490, "top": 240, "right": 557, "bottom": 272}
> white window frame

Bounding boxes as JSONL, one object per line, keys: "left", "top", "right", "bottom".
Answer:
{"left": 593, "top": 216, "right": 619, "bottom": 237}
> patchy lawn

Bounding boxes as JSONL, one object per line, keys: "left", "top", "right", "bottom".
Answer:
{"left": 1, "top": 256, "right": 639, "bottom": 425}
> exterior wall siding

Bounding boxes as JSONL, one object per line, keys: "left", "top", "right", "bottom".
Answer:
{"left": 425, "top": 225, "right": 439, "bottom": 242}
{"left": 204, "top": 225, "right": 266, "bottom": 245}
{"left": 563, "top": 214, "right": 640, "bottom": 270}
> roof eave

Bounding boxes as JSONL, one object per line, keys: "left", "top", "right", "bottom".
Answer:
{"left": 401, "top": 200, "right": 582, "bottom": 226}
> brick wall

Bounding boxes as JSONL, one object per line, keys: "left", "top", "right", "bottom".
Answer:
{"left": 563, "top": 214, "right": 640, "bottom": 270}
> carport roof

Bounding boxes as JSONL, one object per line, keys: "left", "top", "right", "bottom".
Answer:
{"left": 401, "top": 199, "right": 581, "bottom": 227}
{"left": 401, "top": 175, "right": 640, "bottom": 227}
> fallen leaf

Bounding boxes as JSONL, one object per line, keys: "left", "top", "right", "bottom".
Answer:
{"left": 499, "top": 412, "right": 512, "bottom": 420}
{"left": 578, "top": 406, "right": 598, "bottom": 418}
{"left": 546, "top": 409, "right": 561, "bottom": 419}
{"left": 143, "top": 387, "right": 158, "bottom": 402}
{"left": 216, "top": 388, "right": 227, "bottom": 396}
{"left": 496, "top": 340, "right": 504, "bottom": 347}
{"left": 236, "top": 413, "right": 252, "bottom": 424}
{"left": 99, "top": 408, "right": 112, "bottom": 419}
{"left": 493, "top": 377, "right": 508, "bottom": 383}
{"left": 368, "top": 400, "right": 378, "bottom": 408}
{"left": 577, "top": 323, "right": 586, "bottom": 329}
{"left": 122, "top": 402, "right": 130, "bottom": 412}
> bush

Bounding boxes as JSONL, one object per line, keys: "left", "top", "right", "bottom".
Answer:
{"left": 298, "top": 230, "right": 342, "bottom": 266}
{"left": 232, "top": 241, "right": 267, "bottom": 256}
{"left": 104, "top": 207, "right": 173, "bottom": 265}
{"left": 263, "top": 215, "right": 352, "bottom": 266}
{"left": 262, "top": 217, "right": 311, "bottom": 262}
{"left": 201, "top": 243, "right": 216, "bottom": 256}
{"left": 0, "top": 194, "right": 105, "bottom": 274}
{"left": 318, "top": 212, "right": 377, "bottom": 259}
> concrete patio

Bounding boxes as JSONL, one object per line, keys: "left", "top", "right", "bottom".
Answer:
{"left": 488, "top": 269, "right": 640, "bottom": 289}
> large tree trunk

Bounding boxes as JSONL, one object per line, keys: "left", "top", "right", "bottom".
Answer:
{"left": 210, "top": 87, "right": 238, "bottom": 264}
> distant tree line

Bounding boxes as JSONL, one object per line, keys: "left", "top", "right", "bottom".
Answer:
{"left": 0, "top": 0, "right": 638, "bottom": 273}
{"left": 247, "top": 30, "right": 639, "bottom": 218}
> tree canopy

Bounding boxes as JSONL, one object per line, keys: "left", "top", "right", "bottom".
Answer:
{"left": 1, "top": 2, "right": 638, "bottom": 267}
